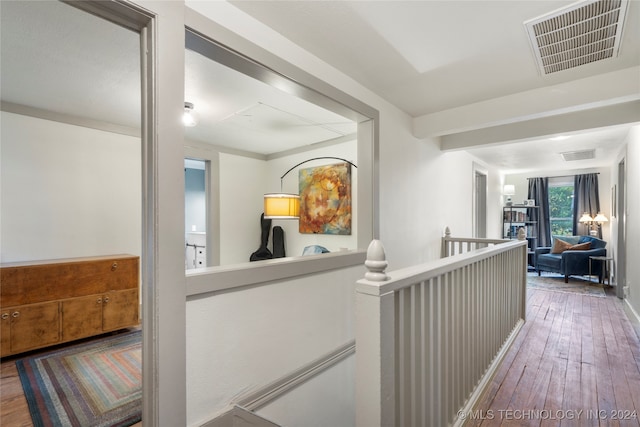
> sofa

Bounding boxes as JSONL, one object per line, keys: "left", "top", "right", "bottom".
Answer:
{"left": 534, "top": 235, "right": 607, "bottom": 283}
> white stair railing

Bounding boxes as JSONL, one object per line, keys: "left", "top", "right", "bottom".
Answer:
{"left": 356, "top": 237, "right": 527, "bottom": 427}
{"left": 441, "top": 226, "right": 513, "bottom": 257}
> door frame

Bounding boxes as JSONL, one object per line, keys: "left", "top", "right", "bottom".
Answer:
{"left": 617, "top": 158, "right": 627, "bottom": 299}
{"left": 65, "top": 1, "right": 187, "bottom": 424}
{"left": 472, "top": 163, "right": 488, "bottom": 238}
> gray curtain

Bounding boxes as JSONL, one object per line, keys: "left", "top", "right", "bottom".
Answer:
{"left": 528, "top": 177, "right": 551, "bottom": 248}
{"left": 573, "top": 173, "right": 601, "bottom": 238}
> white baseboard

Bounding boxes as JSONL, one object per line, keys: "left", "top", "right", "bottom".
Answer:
{"left": 624, "top": 299, "right": 640, "bottom": 341}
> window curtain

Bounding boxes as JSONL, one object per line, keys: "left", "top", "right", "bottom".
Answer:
{"left": 573, "top": 173, "right": 601, "bottom": 238}
{"left": 527, "top": 177, "right": 551, "bottom": 247}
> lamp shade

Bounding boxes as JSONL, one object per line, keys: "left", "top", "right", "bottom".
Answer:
{"left": 593, "top": 213, "right": 608, "bottom": 223}
{"left": 503, "top": 184, "right": 515, "bottom": 195}
{"left": 264, "top": 193, "right": 300, "bottom": 219}
{"left": 579, "top": 212, "right": 594, "bottom": 223}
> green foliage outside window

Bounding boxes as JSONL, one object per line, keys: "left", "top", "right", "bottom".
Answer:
{"left": 549, "top": 185, "right": 574, "bottom": 236}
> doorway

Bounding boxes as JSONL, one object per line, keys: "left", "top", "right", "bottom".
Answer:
{"left": 0, "top": 0, "right": 146, "bottom": 424}
{"left": 473, "top": 165, "right": 488, "bottom": 238}
{"left": 185, "top": 159, "right": 207, "bottom": 269}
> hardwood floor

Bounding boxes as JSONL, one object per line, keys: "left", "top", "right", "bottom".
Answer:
{"left": 469, "top": 284, "right": 640, "bottom": 427}
{"left": 0, "top": 356, "right": 30, "bottom": 427}
{"left": 3, "top": 282, "right": 639, "bottom": 427}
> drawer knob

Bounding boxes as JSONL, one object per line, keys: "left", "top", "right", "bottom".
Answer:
{"left": 104, "top": 297, "right": 110, "bottom": 304}
{"left": 12, "top": 311, "right": 20, "bottom": 318}
{"left": 111, "top": 262, "right": 118, "bottom": 271}
{"left": 97, "top": 297, "right": 102, "bottom": 304}
{"left": 1, "top": 313, "right": 8, "bottom": 320}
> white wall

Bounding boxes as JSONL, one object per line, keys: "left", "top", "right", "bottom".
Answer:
{"left": 257, "top": 354, "right": 355, "bottom": 427}
{"left": 380, "top": 132, "right": 483, "bottom": 266}
{"left": 0, "top": 111, "right": 358, "bottom": 268}
{"left": 218, "top": 153, "right": 267, "bottom": 265}
{"left": 181, "top": 4, "right": 496, "bottom": 425}
{"left": 616, "top": 126, "right": 640, "bottom": 321}
{"left": 185, "top": 2, "right": 478, "bottom": 270}
{"left": 217, "top": 140, "right": 358, "bottom": 266}
{"left": 185, "top": 264, "right": 362, "bottom": 426}
{"left": 267, "top": 140, "right": 358, "bottom": 257}
{"left": 0, "top": 112, "right": 141, "bottom": 262}
{"left": 487, "top": 165, "right": 505, "bottom": 239}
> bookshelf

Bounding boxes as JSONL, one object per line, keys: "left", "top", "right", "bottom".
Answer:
{"left": 503, "top": 205, "right": 539, "bottom": 268}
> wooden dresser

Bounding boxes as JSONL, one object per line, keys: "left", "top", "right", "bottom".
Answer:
{"left": 0, "top": 254, "right": 139, "bottom": 358}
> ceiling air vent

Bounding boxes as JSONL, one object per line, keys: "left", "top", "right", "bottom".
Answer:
{"left": 524, "top": 0, "right": 629, "bottom": 75}
{"left": 561, "top": 149, "right": 596, "bottom": 161}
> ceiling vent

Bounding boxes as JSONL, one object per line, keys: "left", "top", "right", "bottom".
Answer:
{"left": 561, "top": 149, "right": 596, "bottom": 161}
{"left": 524, "top": 0, "right": 629, "bottom": 75}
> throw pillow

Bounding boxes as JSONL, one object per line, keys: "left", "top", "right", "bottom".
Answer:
{"left": 568, "top": 242, "right": 591, "bottom": 251}
{"left": 551, "top": 238, "right": 573, "bottom": 254}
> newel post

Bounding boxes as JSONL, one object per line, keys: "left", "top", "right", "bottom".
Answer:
{"left": 364, "top": 239, "right": 389, "bottom": 281}
{"left": 442, "top": 226, "right": 451, "bottom": 257}
{"left": 356, "top": 240, "right": 395, "bottom": 427}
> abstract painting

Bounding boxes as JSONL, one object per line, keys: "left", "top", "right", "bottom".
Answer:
{"left": 299, "top": 162, "right": 352, "bottom": 234}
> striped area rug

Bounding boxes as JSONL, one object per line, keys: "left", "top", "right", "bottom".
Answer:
{"left": 16, "top": 330, "right": 141, "bottom": 427}
{"left": 527, "top": 272, "right": 606, "bottom": 297}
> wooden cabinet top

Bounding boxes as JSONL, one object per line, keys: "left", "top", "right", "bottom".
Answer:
{"left": 1, "top": 254, "right": 139, "bottom": 307}
{"left": 0, "top": 254, "right": 137, "bottom": 268}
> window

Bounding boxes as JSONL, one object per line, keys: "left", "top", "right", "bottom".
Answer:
{"left": 548, "top": 178, "right": 574, "bottom": 236}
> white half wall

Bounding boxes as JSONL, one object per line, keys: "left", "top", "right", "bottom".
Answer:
{"left": 185, "top": 264, "right": 363, "bottom": 426}
{"left": 0, "top": 112, "right": 141, "bottom": 262}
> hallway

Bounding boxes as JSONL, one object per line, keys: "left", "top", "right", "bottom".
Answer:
{"left": 470, "top": 283, "right": 640, "bottom": 426}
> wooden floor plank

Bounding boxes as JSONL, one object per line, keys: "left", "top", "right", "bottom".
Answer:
{"left": 473, "top": 281, "right": 640, "bottom": 427}
{"left": 591, "top": 297, "right": 619, "bottom": 427}
{"left": 471, "top": 290, "right": 551, "bottom": 427}
{"left": 0, "top": 360, "right": 32, "bottom": 427}
{"left": 560, "top": 359, "right": 582, "bottom": 427}
{"left": 540, "top": 356, "right": 567, "bottom": 427}
{"left": 580, "top": 363, "right": 599, "bottom": 427}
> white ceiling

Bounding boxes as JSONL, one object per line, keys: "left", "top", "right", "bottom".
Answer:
{"left": 464, "top": 125, "right": 632, "bottom": 174}
{"left": 229, "top": 0, "right": 640, "bottom": 169}
{"left": 2, "top": 0, "right": 639, "bottom": 169}
{"left": 230, "top": 0, "right": 640, "bottom": 116}
{"left": 183, "top": 49, "right": 356, "bottom": 154}
{"left": 0, "top": 0, "right": 356, "bottom": 157}
{"left": 0, "top": 0, "right": 141, "bottom": 129}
